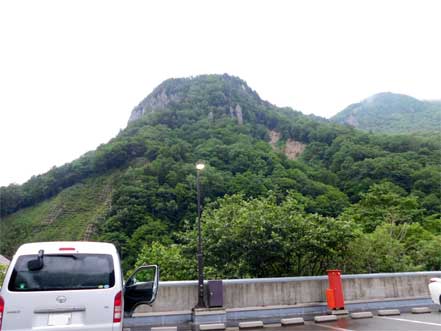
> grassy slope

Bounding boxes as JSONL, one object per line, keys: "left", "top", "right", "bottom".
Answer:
{"left": 0, "top": 172, "right": 118, "bottom": 258}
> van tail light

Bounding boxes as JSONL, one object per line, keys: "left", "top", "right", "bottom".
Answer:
{"left": 113, "top": 291, "right": 122, "bottom": 323}
{"left": 0, "top": 295, "right": 4, "bottom": 330}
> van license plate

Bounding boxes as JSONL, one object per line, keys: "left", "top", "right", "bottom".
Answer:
{"left": 48, "top": 313, "right": 72, "bottom": 326}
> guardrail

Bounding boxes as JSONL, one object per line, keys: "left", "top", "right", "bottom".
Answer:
{"left": 136, "top": 271, "right": 441, "bottom": 313}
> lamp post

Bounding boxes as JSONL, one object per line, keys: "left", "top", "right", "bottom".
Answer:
{"left": 195, "top": 161, "right": 206, "bottom": 308}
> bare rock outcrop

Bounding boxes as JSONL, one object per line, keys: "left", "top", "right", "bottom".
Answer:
{"left": 229, "top": 104, "right": 244, "bottom": 125}
{"left": 128, "top": 88, "right": 183, "bottom": 123}
{"left": 284, "top": 139, "right": 306, "bottom": 160}
{"left": 345, "top": 113, "right": 358, "bottom": 127}
{"left": 269, "top": 130, "right": 306, "bottom": 160}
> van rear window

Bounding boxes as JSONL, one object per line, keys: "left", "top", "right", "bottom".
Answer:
{"left": 8, "top": 254, "right": 115, "bottom": 291}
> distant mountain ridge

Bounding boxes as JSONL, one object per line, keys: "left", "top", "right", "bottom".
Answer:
{"left": 331, "top": 92, "right": 441, "bottom": 133}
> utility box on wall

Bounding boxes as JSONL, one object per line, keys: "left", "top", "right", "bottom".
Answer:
{"left": 207, "top": 280, "right": 223, "bottom": 307}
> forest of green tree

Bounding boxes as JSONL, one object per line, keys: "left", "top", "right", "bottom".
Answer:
{"left": 1, "top": 75, "right": 440, "bottom": 279}
{"left": 331, "top": 92, "right": 441, "bottom": 133}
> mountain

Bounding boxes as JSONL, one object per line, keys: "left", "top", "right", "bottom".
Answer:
{"left": 331, "top": 92, "right": 441, "bottom": 133}
{"left": 1, "top": 75, "right": 440, "bottom": 277}
{"left": 128, "top": 74, "right": 269, "bottom": 124}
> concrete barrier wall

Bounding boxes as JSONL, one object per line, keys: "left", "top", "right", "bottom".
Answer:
{"left": 137, "top": 271, "right": 441, "bottom": 312}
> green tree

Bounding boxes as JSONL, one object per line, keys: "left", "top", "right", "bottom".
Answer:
{"left": 340, "top": 182, "right": 423, "bottom": 232}
{"left": 344, "top": 224, "right": 415, "bottom": 273}
{"left": 134, "top": 242, "right": 196, "bottom": 281}
{"left": 0, "top": 264, "right": 6, "bottom": 286}
{"left": 417, "top": 236, "right": 441, "bottom": 271}
{"left": 182, "top": 193, "right": 357, "bottom": 278}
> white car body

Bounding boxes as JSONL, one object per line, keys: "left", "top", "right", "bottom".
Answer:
{"left": 0, "top": 241, "right": 158, "bottom": 331}
{"left": 429, "top": 277, "right": 441, "bottom": 306}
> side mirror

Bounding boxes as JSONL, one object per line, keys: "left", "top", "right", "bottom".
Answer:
{"left": 124, "top": 265, "right": 159, "bottom": 315}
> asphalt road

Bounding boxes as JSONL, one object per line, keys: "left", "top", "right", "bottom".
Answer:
{"left": 261, "top": 312, "right": 441, "bottom": 331}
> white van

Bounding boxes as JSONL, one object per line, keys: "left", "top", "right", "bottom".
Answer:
{"left": 0, "top": 241, "right": 159, "bottom": 331}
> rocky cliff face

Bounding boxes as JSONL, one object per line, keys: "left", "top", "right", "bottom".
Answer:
{"left": 128, "top": 84, "right": 184, "bottom": 123}
{"left": 229, "top": 104, "right": 243, "bottom": 125}
{"left": 127, "top": 74, "right": 269, "bottom": 125}
{"left": 269, "top": 130, "right": 306, "bottom": 160}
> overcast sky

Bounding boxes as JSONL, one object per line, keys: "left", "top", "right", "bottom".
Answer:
{"left": 0, "top": 0, "right": 440, "bottom": 187}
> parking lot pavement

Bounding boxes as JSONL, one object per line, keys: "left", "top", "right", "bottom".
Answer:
{"left": 267, "top": 312, "right": 441, "bottom": 331}
{"left": 128, "top": 310, "right": 441, "bottom": 331}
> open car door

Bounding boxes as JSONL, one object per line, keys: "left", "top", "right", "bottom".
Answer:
{"left": 124, "top": 265, "right": 159, "bottom": 316}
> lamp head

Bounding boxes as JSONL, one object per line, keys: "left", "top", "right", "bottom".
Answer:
{"left": 196, "top": 162, "right": 205, "bottom": 170}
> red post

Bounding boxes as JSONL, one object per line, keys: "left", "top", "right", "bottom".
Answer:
{"left": 326, "top": 269, "right": 344, "bottom": 310}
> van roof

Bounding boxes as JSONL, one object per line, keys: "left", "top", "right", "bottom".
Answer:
{"left": 14, "top": 241, "right": 118, "bottom": 256}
